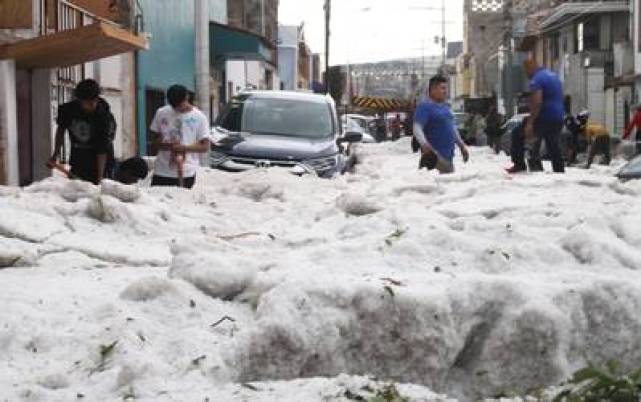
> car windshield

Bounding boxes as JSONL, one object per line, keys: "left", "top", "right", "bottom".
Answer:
{"left": 349, "top": 117, "right": 368, "bottom": 130}
{"left": 345, "top": 119, "right": 361, "bottom": 132}
{"left": 235, "top": 97, "right": 333, "bottom": 138}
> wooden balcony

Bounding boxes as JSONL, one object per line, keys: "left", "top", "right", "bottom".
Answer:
{"left": 0, "top": 0, "right": 146, "bottom": 69}
{"left": 0, "top": 22, "right": 147, "bottom": 69}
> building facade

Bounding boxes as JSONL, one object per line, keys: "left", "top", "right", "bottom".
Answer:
{"left": 278, "top": 25, "right": 300, "bottom": 91}
{"left": 634, "top": 0, "right": 641, "bottom": 107}
{"left": 135, "top": 0, "right": 227, "bottom": 155}
{"left": 0, "top": 0, "right": 146, "bottom": 186}
{"left": 523, "top": 1, "right": 633, "bottom": 136}
{"left": 217, "top": 0, "right": 279, "bottom": 106}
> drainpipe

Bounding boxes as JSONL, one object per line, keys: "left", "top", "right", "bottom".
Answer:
{"left": 195, "top": 0, "right": 211, "bottom": 123}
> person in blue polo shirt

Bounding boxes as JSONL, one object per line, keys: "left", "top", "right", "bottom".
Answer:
{"left": 414, "top": 75, "right": 470, "bottom": 174}
{"left": 520, "top": 58, "right": 565, "bottom": 173}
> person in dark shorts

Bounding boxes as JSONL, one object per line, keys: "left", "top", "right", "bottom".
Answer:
{"left": 49, "top": 79, "right": 116, "bottom": 184}
{"left": 149, "top": 85, "right": 210, "bottom": 189}
{"left": 414, "top": 75, "right": 470, "bottom": 174}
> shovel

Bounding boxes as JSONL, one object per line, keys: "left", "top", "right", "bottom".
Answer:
{"left": 174, "top": 152, "right": 185, "bottom": 188}
{"left": 46, "top": 161, "right": 74, "bottom": 179}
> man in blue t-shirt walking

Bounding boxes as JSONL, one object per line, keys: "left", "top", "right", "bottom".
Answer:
{"left": 508, "top": 58, "right": 566, "bottom": 173}
{"left": 414, "top": 75, "right": 470, "bottom": 174}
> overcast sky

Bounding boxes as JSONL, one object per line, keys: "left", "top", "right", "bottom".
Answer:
{"left": 278, "top": 0, "right": 464, "bottom": 65}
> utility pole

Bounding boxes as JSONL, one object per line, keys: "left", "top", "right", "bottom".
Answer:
{"left": 503, "top": 0, "right": 514, "bottom": 118}
{"left": 441, "top": 0, "right": 446, "bottom": 67}
{"left": 324, "top": 0, "right": 331, "bottom": 94}
{"left": 261, "top": 0, "right": 266, "bottom": 37}
{"left": 409, "top": 4, "right": 447, "bottom": 72}
{"left": 195, "top": 0, "right": 211, "bottom": 122}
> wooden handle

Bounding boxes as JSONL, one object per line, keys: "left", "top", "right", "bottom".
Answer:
{"left": 175, "top": 153, "right": 185, "bottom": 187}
{"left": 47, "top": 162, "right": 72, "bottom": 178}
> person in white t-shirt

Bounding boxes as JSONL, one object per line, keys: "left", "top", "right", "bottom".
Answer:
{"left": 149, "top": 85, "right": 210, "bottom": 189}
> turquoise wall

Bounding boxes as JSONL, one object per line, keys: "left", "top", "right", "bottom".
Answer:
{"left": 136, "top": 0, "right": 227, "bottom": 154}
{"left": 211, "top": 24, "right": 267, "bottom": 64}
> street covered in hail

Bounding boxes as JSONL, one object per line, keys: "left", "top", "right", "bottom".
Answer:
{"left": 2, "top": 140, "right": 641, "bottom": 402}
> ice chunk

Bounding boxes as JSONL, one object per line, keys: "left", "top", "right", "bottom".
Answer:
{"left": 101, "top": 180, "right": 141, "bottom": 203}
{"left": 169, "top": 246, "right": 258, "bottom": 301}
{"left": 0, "top": 238, "right": 38, "bottom": 267}
{"left": 336, "top": 193, "right": 383, "bottom": 216}
{"left": 237, "top": 181, "right": 285, "bottom": 202}
{"left": 37, "top": 373, "right": 69, "bottom": 390}
{"left": 85, "top": 195, "right": 134, "bottom": 223}
{"left": 120, "top": 277, "right": 177, "bottom": 302}
{"left": 0, "top": 207, "right": 65, "bottom": 243}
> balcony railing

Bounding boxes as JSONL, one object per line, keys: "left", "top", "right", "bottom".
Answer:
{"left": 38, "top": 0, "right": 121, "bottom": 36}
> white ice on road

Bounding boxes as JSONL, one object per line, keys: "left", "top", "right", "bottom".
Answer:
{"left": 1, "top": 138, "right": 641, "bottom": 401}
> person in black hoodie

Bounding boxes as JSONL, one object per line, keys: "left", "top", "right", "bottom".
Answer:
{"left": 49, "top": 79, "right": 116, "bottom": 184}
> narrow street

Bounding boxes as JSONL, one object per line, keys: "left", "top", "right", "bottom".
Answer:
{"left": 2, "top": 0, "right": 641, "bottom": 401}
{"left": 2, "top": 140, "right": 640, "bottom": 401}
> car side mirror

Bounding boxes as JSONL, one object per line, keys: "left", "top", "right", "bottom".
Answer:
{"left": 341, "top": 131, "right": 363, "bottom": 143}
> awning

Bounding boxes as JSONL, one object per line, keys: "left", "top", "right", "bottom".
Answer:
{"left": 210, "top": 22, "right": 275, "bottom": 67}
{"left": 0, "top": 22, "right": 148, "bottom": 69}
{"left": 540, "top": 1, "right": 629, "bottom": 30}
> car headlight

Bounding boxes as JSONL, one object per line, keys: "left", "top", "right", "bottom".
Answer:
{"left": 304, "top": 155, "right": 338, "bottom": 171}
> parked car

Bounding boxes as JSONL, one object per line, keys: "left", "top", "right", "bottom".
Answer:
{"left": 499, "top": 113, "right": 570, "bottom": 161}
{"left": 617, "top": 154, "right": 641, "bottom": 180}
{"left": 210, "top": 91, "right": 361, "bottom": 178}
{"left": 342, "top": 117, "right": 376, "bottom": 143}
{"left": 453, "top": 112, "right": 468, "bottom": 140}
{"left": 344, "top": 114, "right": 375, "bottom": 133}
{"left": 499, "top": 113, "right": 529, "bottom": 156}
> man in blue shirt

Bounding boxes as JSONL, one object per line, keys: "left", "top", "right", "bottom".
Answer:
{"left": 512, "top": 58, "right": 565, "bottom": 173}
{"left": 414, "top": 75, "right": 469, "bottom": 174}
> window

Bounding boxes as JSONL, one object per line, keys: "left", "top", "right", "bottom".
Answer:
{"left": 217, "top": 100, "right": 245, "bottom": 132}
{"left": 550, "top": 33, "right": 560, "bottom": 61}
{"left": 576, "top": 18, "right": 600, "bottom": 53}
{"left": 576, "top": 23, "right": 584, "bottom": 52}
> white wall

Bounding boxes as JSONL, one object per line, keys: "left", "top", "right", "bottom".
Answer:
{"left": 227, "top": 60, "right": 247, "bottom": 98}
{"left": 278, "top": 47, "right": 298, "bottom": 91}
{"left": 209, "top": 0, "right": 227, "bottom": 24}
{"left": 0, "top": 60, "right": 18, "bottom": 185}
{"left": 84, "top": 53, "right": 137, "bottom": 160}
{"left": 606, "top": 88, "right": 616, "bottom": 136}
{"left": 99, "top": 55, "right": 125, "bottom": 159}
{"left": 246, "top": 61, "right": 262, "bottom": 89}
{"left": 226, "top": 60, "right": 268, "bottom": 98}
{"left": 587, "top": 68, "right": 606, "bottom": 125}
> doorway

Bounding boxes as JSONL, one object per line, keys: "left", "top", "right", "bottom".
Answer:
{"left": 145, "top": 88, "right": 165, "bottom": 156}
{"left": 16, "top": 69, "right": 32, "bottom": 186}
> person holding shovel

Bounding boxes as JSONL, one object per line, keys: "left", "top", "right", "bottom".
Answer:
{"left": 149, "top": 85, "right": 210, "bottom": 189}
{"left": 49, "top": 79, "right": 116, "bottom": 184}
{"left": 414, "top": 75, "right": 469, "bottom": 174}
